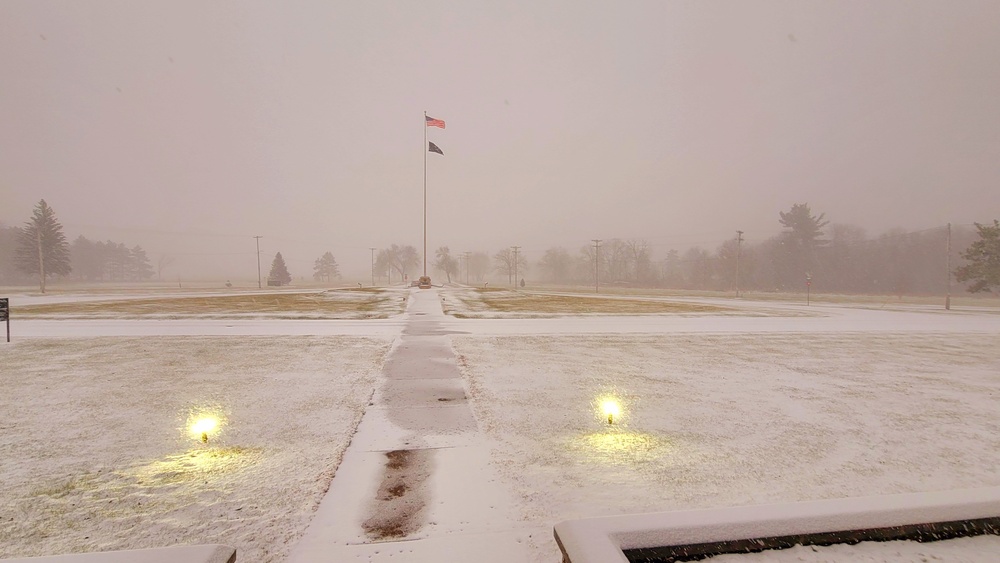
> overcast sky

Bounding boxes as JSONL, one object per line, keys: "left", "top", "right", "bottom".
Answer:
{"left": 2, "top": 1, "right": 999, "bottom": 280}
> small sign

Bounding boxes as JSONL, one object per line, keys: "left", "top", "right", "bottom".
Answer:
{"left": 1, "top": 297, "right": 8, "bottom": 343}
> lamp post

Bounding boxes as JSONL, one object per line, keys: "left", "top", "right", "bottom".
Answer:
{"left": 369, "top": 247, "right": 376, "bottom": 287}
{"left": 806, "top": 273, "right": 812, "bottom": 305}
{"left": 592, "top": 239, "right": 602, "bottom": 293}
{"left": 253, "top": 236, "right": 263, "bottom": 289}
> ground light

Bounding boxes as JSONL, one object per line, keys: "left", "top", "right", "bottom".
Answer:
{"left": 593, "top": 394, "right": 627, "bottom": 427}
{"left": 601, "top": 399, "right": 621, "bottom": 425}
{"left": 190, "top": 417, "right": 218, "bottom": 443}
{"left": 186, "top": 411, "right": 225, "bottom": 444}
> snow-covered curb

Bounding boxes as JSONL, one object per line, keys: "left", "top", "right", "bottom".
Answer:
{"left": 554, "top": 486, "right": 1000, "bottom": 563}
{"left": 0, "top": 544, "right": 235, "bottom": 563}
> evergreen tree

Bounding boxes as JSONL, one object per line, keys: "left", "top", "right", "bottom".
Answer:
{"left": 14, "top": 199, "right": 71, "bottom": 293}
{"left": 0, "top": 224, "right": 31, "bottom": 284}
{"left": 775, "top": 203, "right": 829, "bottom": 289}
{"left": 70, "top": 236, "right": 99, "bottom": 281}
{"left": 268, "top": 252, "right": 292, "bottom": 286}
{"left": 955, "top": 220, "right": 1000, "bottom": 294}
{"left": 312, "top": 251, "right": 340, "bottom": 282}
{"left": 662, "top": 249, "right": 684, "bottom": 287}
{"left": 129, "top": 245, "right": 154, "bottom": 281}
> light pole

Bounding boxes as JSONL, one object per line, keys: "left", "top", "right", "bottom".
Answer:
{"left": 592, "top": 239, "right": 602, "bottom": 293}
{"left": 735, "top": 230, "right": 744, "bottom": 297}
{"left": 945, "top": 223, "right": 952, "bottom": 310}
{"left": 512, "top": 246, "right": 521, "bottom": 288}
{"left": 369, "top": 247, "right": 376, "bottom": 287}
{"left": 254, "top": 236, "right": 263, "bottom": 289}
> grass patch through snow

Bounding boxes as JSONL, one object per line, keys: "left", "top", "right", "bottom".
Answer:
{"left": 448, "top": 289, "right": 734, "bottom": 317}
{"left": 13, "top": 288, "right": 404, "bottom": 319}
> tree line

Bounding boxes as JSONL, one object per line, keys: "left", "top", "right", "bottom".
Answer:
{"left": 528, "top": 204, "right": 997, "bottom": 296}
{"left": 0, "top": 201, "right": 156, "bottom": 290}
{"left": 5, "top": 200, "right": 997, "bottom": 295}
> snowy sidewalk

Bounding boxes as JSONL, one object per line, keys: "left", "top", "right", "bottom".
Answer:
{"left": 288, "top": 288, "right": 531, "bottom": 562}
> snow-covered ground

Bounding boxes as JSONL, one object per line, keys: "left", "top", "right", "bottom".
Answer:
{"left": 2, "top": 288, "right": 999, "bottom": 562}
{"left": 0, "top": 336, "right": 390, "bottom": 562}
{"left": 452, "top": 331, "right": 1000, "bottom": 561}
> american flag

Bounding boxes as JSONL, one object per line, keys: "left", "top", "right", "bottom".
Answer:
{"left": 425, "top": 115, "right": 446, "bottom": 129}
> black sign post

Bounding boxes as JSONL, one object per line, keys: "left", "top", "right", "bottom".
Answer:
{"left": 0, "top": 298, "right": 8, "bottom": 342}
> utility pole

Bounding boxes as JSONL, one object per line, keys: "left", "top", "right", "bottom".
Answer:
{"left": 370, "top": 247, "right": 377, "bottom": 287}
{"left": 36, "top": 228, "right": 46, "bottom": 294}
{"left": 735, "top": 230, "right": 744, "bottom": 298}
{"left": 253, "top": 236, "right": 263, "bottom": 289}
{"left": 511, "top": 246, "right": 521, "bottom": 288}
{"left": 945, "top": 223, "right": 952, "bottom": 310}
{"left": 592, "top": 239, "right": 602, "bottom": 294}
{"left": 464, "top": 251, "right": 471, "bottom": 285}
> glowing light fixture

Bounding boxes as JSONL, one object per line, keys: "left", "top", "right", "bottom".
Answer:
{"left": 189, "top": 416, "right": 220, "bottom": 443}
{"left": 601, "top": 398, "right": 621, "bottom": 425}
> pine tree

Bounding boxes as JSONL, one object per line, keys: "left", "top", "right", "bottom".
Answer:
{"left": 129, "top": 245, "right": 155, "bottom": 281}
{"left": 268, "top": 252, "right": 292, "bottom": 286}
{"left": 775, "top": 203, "right": 829, "bottom": 289}
{"left": 312, "top": 252, "right": 340, "bottom": 282}
{"left": 14, "top": 199, "right": 71, "bottom": 293}
{"left": 955, "top": 220, "right": 1000, "bottom": 294}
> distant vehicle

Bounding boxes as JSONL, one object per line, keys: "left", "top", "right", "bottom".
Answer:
{"left": 418, "top": 276, "right": 432, "bottom": 289}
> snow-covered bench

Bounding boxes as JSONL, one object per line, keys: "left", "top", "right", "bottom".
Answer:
{"left": 0, "top": 544, "right": 236, "bottom": 563}
{"left": 554, "top": 486, "right": 1000, "bottom": 563}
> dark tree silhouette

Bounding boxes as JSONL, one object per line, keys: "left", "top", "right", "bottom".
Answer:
{"left": 14, "top": 200, "right": 71, "bottom": 293}
{"left": 433, "top": 247, "right": 459, "bottom": 283}
{"left": 774, "top": 203, "right": 829, "bottom": 289}
{"left": 313, "top": 251, "right": 341, "bottom": 283}
{"left": 955, "top": 220, "right": 1000, "bottom": 294}
{"left": 268, "top": 252, "right": 292, "bottom": 286}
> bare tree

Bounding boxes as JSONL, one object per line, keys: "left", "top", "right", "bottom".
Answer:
{"left": 603, "top": 239, "right": 631, "bottom": 283}
{"left": 539, "top": 247, "right": 573, "bottom": 283}
{"left": 468, "top": 251, "right": 491, "bottom": 283}
{"left": 625, "top": 239, "right": 651, "bottom": 283}
{"left": 493, "top": 248, "right": 527, "bottom": 285}
{"left": 157, "top": 254, "right": 175, "bottom": 281}
{"left": 433, "top": 247, "right": 459, "bottom": 283}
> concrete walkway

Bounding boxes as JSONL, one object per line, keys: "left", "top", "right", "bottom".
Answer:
{"left": 289, "top": 288, "right": 531, "bottom": 562}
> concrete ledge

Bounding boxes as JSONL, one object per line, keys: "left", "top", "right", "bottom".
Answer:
{"left": 553, "top": 486, "right": 1000, "bottom": 563}
{"left": 0, "top": 544, "right": 236, "bottom": 563}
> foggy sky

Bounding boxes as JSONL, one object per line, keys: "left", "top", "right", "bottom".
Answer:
{"left": 3, "top": 1, "right": 999, "bottom": 281}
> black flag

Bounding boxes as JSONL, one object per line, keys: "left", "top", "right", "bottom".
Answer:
{"left": 428, "top": 141, "right": 444, "bottom": 155}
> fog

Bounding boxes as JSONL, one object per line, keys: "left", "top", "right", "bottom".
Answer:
{"left": 2, "top": 1, "right": 999, "bottom": 282}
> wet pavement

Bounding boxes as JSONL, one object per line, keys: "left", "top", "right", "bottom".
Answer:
{"left": 289, "top": 288, "right": 530, "bottom": 562}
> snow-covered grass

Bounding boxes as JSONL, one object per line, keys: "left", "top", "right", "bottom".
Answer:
{"left": 4, "top": 287, "right": 1000, "bottom": 563}
{"left": 442, "top": 288, "right": 780, "bottom": 318}
{"left": 11, "top": 288, "right": 406, "bottom": 320}
{"left": 0, "top": 336, "right": 391, "bottom": 562}
{"left": 452, "top": 333, "right": 1000, "bottom": 561}
{"left": 526, "top": 283, "right": 1000, "bottom": 309}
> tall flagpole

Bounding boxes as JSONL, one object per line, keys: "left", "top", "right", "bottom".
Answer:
{"left": 423, "top": 111, "right": 427, "bottom": 278}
